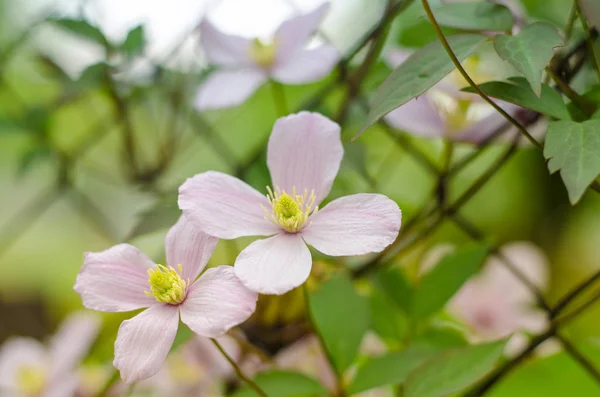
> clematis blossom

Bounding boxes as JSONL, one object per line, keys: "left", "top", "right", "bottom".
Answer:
{"left": 0, "top": 312, "right": 100, "bottom": 397}
{"left": 74, "top": 216, "right": 258, "bottom": 383}
{"left": 178, "top": 112, "right": 401, "bottom": 295}
{"left": 195, "top": 3, "right": 339, "bottom": 110}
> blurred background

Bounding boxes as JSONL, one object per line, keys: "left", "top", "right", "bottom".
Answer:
{"left": 1, "top": 0, "right": 600, "bottom": 395}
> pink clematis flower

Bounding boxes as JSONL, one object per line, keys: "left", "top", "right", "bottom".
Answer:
{"left": 195, "top": 3, "right": 339, "bottom": 110}
{"left": 74, "top": 216, "right": 258, "bottom": 383}
{"left": 0, "top": 312, "right": 100, "bottom": 397}
{"left": 178, "top": 112, "right": 401, "bottom": 295}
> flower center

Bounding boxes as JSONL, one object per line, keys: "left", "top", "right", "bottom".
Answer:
{"left": 146, "top": 264, "right": 188, "bottom": 305}
{"left": 249, "top": 38, "right": 277, "bottom": 68}
{"left": 16, "top": 365, "right": 46, "bottom": 395}
{"left": 263, "top": 186, "right": 318, "bottom": 233}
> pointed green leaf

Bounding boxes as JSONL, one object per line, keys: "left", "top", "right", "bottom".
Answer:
{"left": 308, "top": 274, "right": 370, "bottom": 374}
{"left": 462, "top": 77, "right": 571, "bottom": 120}
{"left": 121, "top": 25, "right": 146, "bottom": 58}
{"left": 544, "top": 120, "right": 600, "bottom": 204}
{"left": 493, "top": 23, "right": 563, "bottom": 96}
{"left": 376, "top": 267, "right": 414, "bottom": 314}
{"left": 347, "top": 346, "right": 440, "bottom": 394}
{"left": 49, "top": 18, "right": 109, "bottom": 47}
{"left": 369, "top": 288, "right": 408, "bottom": 344}
{"left": 405, "top": 340, "right": 506, "bottom": 397}
{"left": 233, "top": 371, "right": 327, "bottom": 397}
{"left": 412, "top": 243, "right": 488, "bottom": 319}
{"left": 432, "top": 2, "right": 513, "bottom": 32}
{"left": 357, "top": 34, "right": 487, "bottom": 138}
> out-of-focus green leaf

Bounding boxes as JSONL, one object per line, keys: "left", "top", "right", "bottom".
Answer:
{"left": 358, "top": 34, "right": 487, "bottom": 137}
{"left": 129, "top": 194, "right": 180, "bottom": 239}
{"left": 376, "top": 267, "right": 413, "bottom": 315}
{"left": 18, "top": 146, "right": 52, "bottom": 177}
{"left": 544, "top": 120, "right": 600, "bottom": 204}
{"left": 120, "top": 25, "right": 145, "bottom": 58}
{"left": 347, "top": 345, "right": 440, "bottom": 394}
{"left": 493, "top": 23, "right": 563, "bottom": 96}
{"left": 77, "top": 62, "right": 110, "bottom": 89}
{"left": 580, "top": 0, "right": 600, "bottom": 29}
{"left": 232, "top": 370, "right": 327, "bottom": 397}
{"left": 49, "top": 18, "right": 109, "bottom": 47}
{"left": 308, "top": 274, "right": 370, "bottom": 375}
{"left": 404, "top": 340, "right": 506, "bottom": 397}
{"left": 0, "top": 115, "right": 22, "bottom": 134}
{"left": 418, "top": 322, "right": 469, "bottom": 348}
{"left": 462, "top": 77, "right": 571, "bottom": 120}
{"left": 412, "top": 243, "right": 488, "bottom": 319}
{"left": 369, "top": 287, "right": 408, "bottom": 345}
{"left": 432, "top": 2, "right": 513, "bottom": 32}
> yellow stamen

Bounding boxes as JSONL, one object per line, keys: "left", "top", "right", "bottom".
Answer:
{"left": 262, "top": 186, "right": 318, "bottom": 233}
{"left": 17, "top": 365, "right": 46, "bottom": 395}
{"left": 146, "top": 264, "right": 188, "bottom": 305}
{"left": 249, "top": 38, "right": 278, "bottom": 68}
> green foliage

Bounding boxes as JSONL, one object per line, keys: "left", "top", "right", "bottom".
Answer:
{"left": 347, "top": 345, "right": 440, "bottom": 394}
{"left": 120, "top": 25, "right": 146, "bottom": 59}
{"left": 308, "top": 274, "right": 370, "bottom": 375}
{"left": 412, "top": 243, "right": 488, "bottom": 319}
{"left": 369, "top": 287, "right": 408, "bottom": 345}
{"left": 129, "top": 194, "right": 180, "bottom": 239}
{"left": 232, "top": 371, "right": 327, "bottom": 397}
{"left": 462, "top": 77, "right": 571, "bottom": 120}
{"left": 359, "top": 34, "right": 487, "bottom": 136}
{"left": 376, "top": 267, "right": 413, "bottom": 314}
{"left": 580, "top": 0, "right": 600, "bottom": 29}
{"left": 404, "top": 340, "right": 506, "bottom": 397}
{"left": 432, "top": 2, "right": 513, "bottom": 32}
{"left": 544, "top": 120, "right": 600, "bottom": 204}
{"left": 493, "top": 23, "right": 563, "bottom": 96}
{"left": 48, "top": 18, "right": 109, "bottom": 48}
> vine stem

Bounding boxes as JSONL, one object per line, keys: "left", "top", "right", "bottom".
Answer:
{"left": 420, "top": 0, "right": 542, "bottom": 148}
{"left": 270, "top": 80, "right": 289, "bottom": 117}
{"left": 211, "top": 338, "right": 269, "bottom": 397}
{"left": 545, "top": 67, "right": 595, "bottom": 116}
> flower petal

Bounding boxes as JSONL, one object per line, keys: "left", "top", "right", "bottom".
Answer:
{"left": 0, "top": 338, "right": 46, "bottom": 391}
{"left": 234, "top": 233, "right": 312, "bottom": 295}
{"left": 44, "top": 377, "right": 79, "bottom": 397}
{"left": 302, "top": 194, "right": 401, "bottom": 256}
{"left": 384, "top": 95, "right": 445, "bottom": 138}
{"left": 74, "top": 244, "right": 156, "bottom": 312}
{"left": 455, "top": 101, "right": 520, "bottom": 143}
{"left": 113, "top": 305, "right": 179, "bottom": 383}
{"left": 267, "top": 112, "right": 343, "bottom": 205}
{"left": 165, "top": 216, "right": 219, "bottom": 282}
{"left": 272, "top": 45, "right": 338, "bottom": 85}
{"left": 195, "top": 69, "right": 267, "bottom": 110}
{"left": 274, "top": 3, "right": 329, "bottom": 64}
{"left": 180, "top": 266, "right": 257, "bottom": 338}
{"left": 179, "top": 171, "right": 279, "bottom": 239}
{"left": 48, "top": 312, "right": 100, "bottom": 381}
{"left": 199, "top": 19, "right": 252, "bottom": 67}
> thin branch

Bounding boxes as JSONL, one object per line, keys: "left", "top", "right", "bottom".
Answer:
{"left": 556, "top": 332, "right": 600, "bottom": 384}
{"left": 550, "top": 269, "right": 600, "bottom": 318}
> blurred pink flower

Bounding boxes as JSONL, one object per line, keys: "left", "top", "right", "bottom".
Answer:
{"left": 179, "top": 112, "right": 401, "bottom": 294}
{"left": 74, "top": 216, "right": 257, "bottom": 383}
{"left": 383, "top": 49, "right": 524, "bottom": 143}
{"left": 0, "top": 312, "right": 100, "bottom": 397}
{"left": 195, "top": 3, "right": 339, "bottom": 110}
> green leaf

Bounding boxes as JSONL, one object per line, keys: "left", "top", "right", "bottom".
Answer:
{"left": 376, "top": 267, "right": 413, "bottom": 315}
{"left": 412, "top": 243, "right": 488, "bottom": 319}
{"left": 404, "top": 340, "right": 506, "bottom": 397}
{"left": 544, "top": 120, "right": 600, "bottom": 204}
{"left": 580, "top": 0, "right": 600, "bottom": 29}
{"left": 432, "top": 2, "right": 513, "bottom": 32}
{"left": 347, "top": 346, "right": 440, "bottom": 394}
{"left": 418, "top": 323, "right": 470, "bottom": 349}
{"left": 49, "top": 18, "right": 109, "bottom": 47}
{"left": 308, "top": 274, "right": 370, "bottom": 374}
{"left": 369, "top": 288, "right": 408, "bottom": 345}
{"left": 121, "top": 25, "right": 145, "bottom": 58}
{"left": 493, "top": 23, "right": 563, "bottom": 96}
{"left": 358, "top": 34, "right": 487, "bottom": 138}
{"left": 18, "top": 146, "right": 52, "bottom": 177}
{"left": 462, "top": 77, "right": 571, "bottom": 120}
{"left": 232, "top": 371, "right": 327, "bottom": 397}
{"left": 129, "top": 195, "right": 180, "bottom": 239}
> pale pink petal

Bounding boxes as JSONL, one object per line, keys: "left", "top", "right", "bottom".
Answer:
{"left": 180, "top": 266, "right": 257, "bottom": 338}
{"left": 165, "top": 216, "right": 219, "bottom": 282}
{"left": 272, "top": 45, "right": 338, "bottom": 84}
{"left": 234, "top": 233, "right": 312, "bottom": 295}
{"left": 75, "top": 244, "right": 156, "bottom": 312}
{"left": 113, "top": 305, "right": 179, "bottom": 383}
{"left": 0, "top": 338, "right": 46, "bottom": 391}
{"left": 178, "top": 171, "right": 279, "bottom": 239}
{"left": 274, "top": 3, "right": 329, "bottom": 64}
{"left": 456, "top": 102, "right": 521, "bottom": 143}
{"left": 302, "top": 194, "right": 401, "bottom": 256}
{"left": 267, "top": 112, "right": 343, "bottom": 205}
{"left": 43, "top": 377, "right": 79, "bottom": 397}
{"left": 199, "top": 19, "right": 253, "bottom": 67}
{"left": 195, "top": 69, "right": 267, "bottom": 110}
{"left": 48, "top": 312, "right": 100, "bottom": 381}
{"left": 384, "top": 95, "right": 445, "bottom": 138}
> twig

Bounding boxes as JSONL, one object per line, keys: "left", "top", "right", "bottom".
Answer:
{"left": 550, "top": 269, "right": 600, "bottom": 318}
{"left": 556, "top": 332, "right": 600, "bottom": 384}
